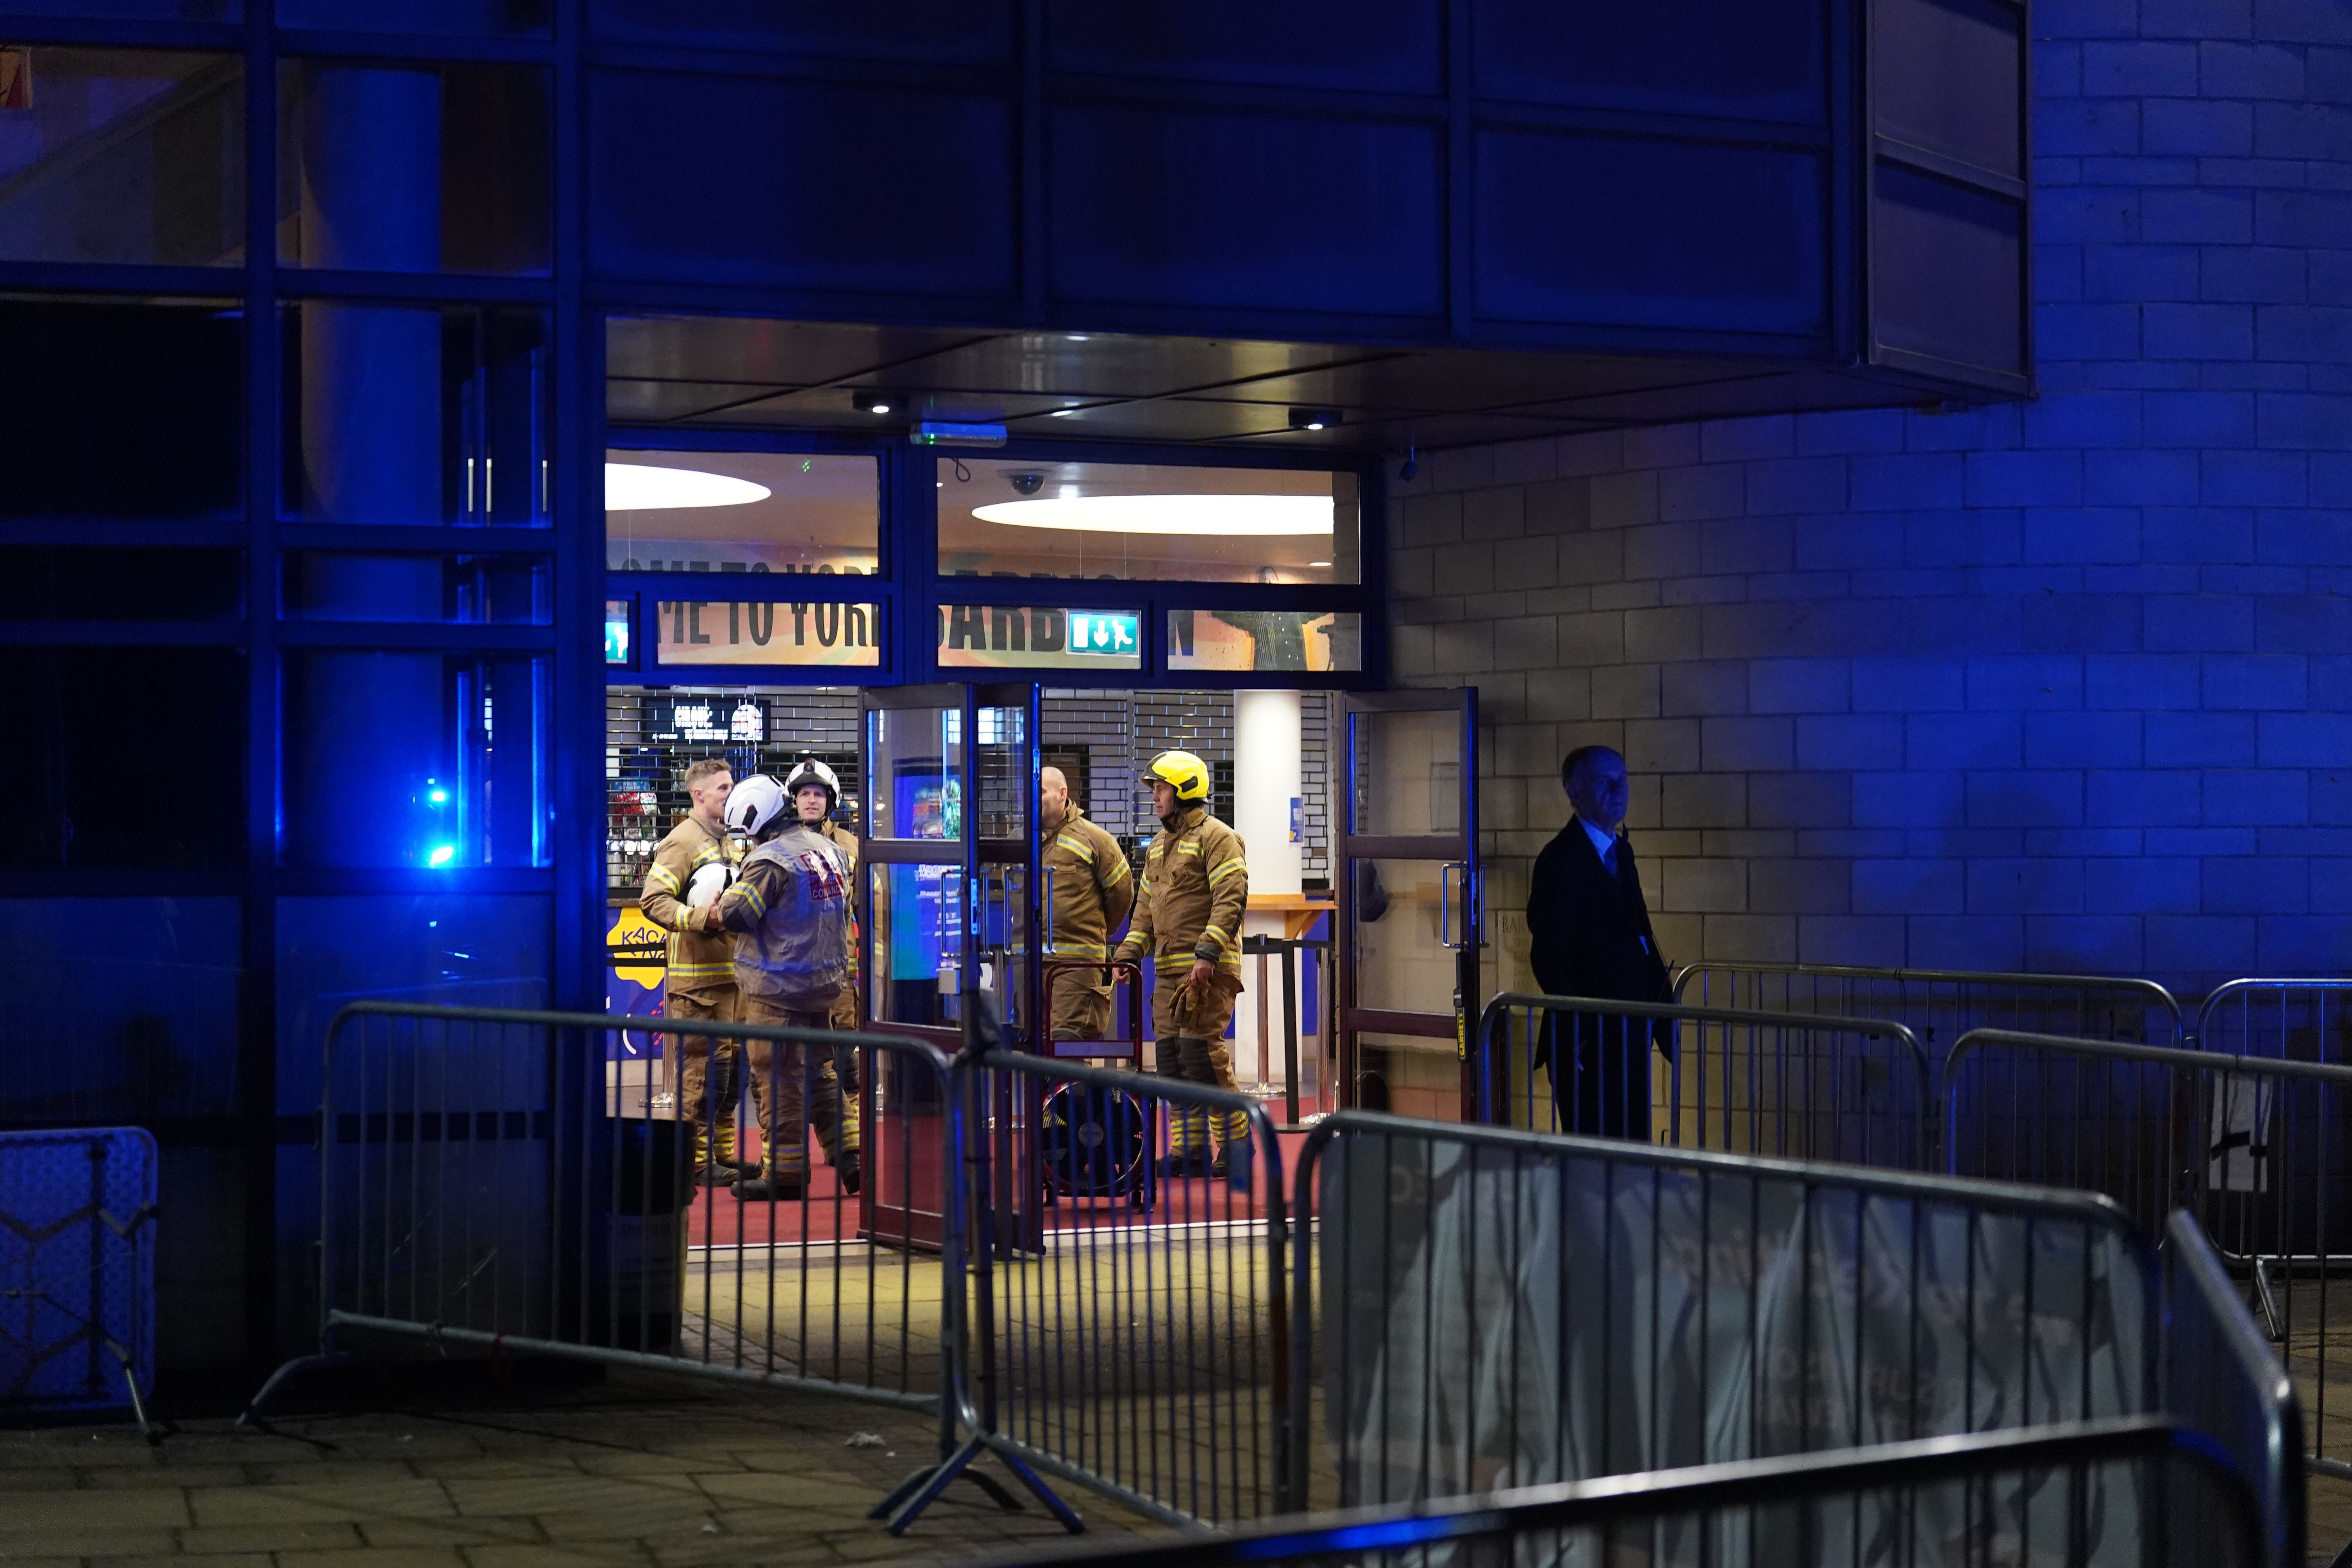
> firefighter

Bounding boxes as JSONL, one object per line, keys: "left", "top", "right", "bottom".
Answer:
{"left": 1041, "top": 765, "right": 1136, "bottom": 1045}
{"left": 701, "top": 774, "right": 858, "bottom": 1201}
{"left": 784, "top": 757, "right": 862, "bottom": 1185}
{"left": 637, "top": 757, "right": 749, "bottom": 1187}
{"left": 1112, "top": 750, "right": 1253, "bottom": 1182}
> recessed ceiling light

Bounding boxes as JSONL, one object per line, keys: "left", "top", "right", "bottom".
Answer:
{"left": 852, "top": 390, "right": 895, "bottom": 416}
{"left": 972, "top": 494, "right": 1334, "bottom": 537}
{"left": 1050, "top": 407, "right": 1080, "bottom": 417}
{"left": 604, "top": 463, "right": 771, "bottom": 510}
{"left": 1309, "top": 561, "right": 1332, "bottom": 568}
{"left": 1066, "top": 334, "right": 1090, "bottom": 342}
{"left": 1289, "top": 407, "right": 1342, "bottom": 432}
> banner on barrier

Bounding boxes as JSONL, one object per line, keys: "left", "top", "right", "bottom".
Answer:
{"left": 1319, "top": 1132, "right": 2151, "bottom": 1512}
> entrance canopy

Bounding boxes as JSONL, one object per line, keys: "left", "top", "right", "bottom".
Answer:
{"left": 610, "top": 316, "right": 1997, "bottom": 456}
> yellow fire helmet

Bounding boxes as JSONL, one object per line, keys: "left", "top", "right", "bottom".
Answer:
{"left": 1142, "top": 749, "right": 1212, "bottom": 806}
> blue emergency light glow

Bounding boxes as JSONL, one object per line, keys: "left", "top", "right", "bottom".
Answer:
{"left": 909, "top": 421, "right": 1008, "bottom": 447}
{"left": 428, "top": 788, "right": 448, "bottom": 804}
{"left": 428, "top": 845, "right": 456, "bottom": 867}
{"left": 1233, "top": 1517, "right": 1468, "bottom": 1557}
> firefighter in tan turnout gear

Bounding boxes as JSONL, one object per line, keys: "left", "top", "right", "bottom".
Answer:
{"left": 701, "top": 773, "right": 859, "bottom": 1201}
{"left": 1112, "top": 750, "right": 1253, "bottom": 1182}
{"left": 637, "top": 757, "right": 751, "bottom": 1186}
{"left": 1040, "top": 765, "right": 1135, "bottom": 1044}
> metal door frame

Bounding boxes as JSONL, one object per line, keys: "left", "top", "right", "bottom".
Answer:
{"left": 1335, "top": 688, "right": 1482, "bottom": 1120}
{"left": 971, "top": 681, "right": 1045, "bottom": 1054}
{"left": 859, "top": 684, "right": 978, "bottom": 1059}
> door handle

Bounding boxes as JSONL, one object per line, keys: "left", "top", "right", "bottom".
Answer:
{"left": 1439, "top": 861, "right": 1483, "bottom": 952}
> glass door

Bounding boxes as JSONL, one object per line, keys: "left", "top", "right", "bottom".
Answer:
{"left": 1337, "top": 690, "right": 1481, "bottom": 1122}
{"left": 971, "top": 683, "right": 1047, "bottom": 1260}
{"left": 972, "top": 682, "right": 1044, "bottom": 1053}
{"left": 859, "top": 685, "right": 973, "bottom": 1248}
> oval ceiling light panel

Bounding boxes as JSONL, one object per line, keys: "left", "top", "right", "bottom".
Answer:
{"left": 970, "top": 494, "right": 1332, "bottom": 536}
{"left": 604, "top": 462, "right": 771, "bottom": 510}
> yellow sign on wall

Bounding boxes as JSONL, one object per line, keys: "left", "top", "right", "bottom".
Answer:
{"left": 607, "top": 906, "right": 668, "bottom": 988}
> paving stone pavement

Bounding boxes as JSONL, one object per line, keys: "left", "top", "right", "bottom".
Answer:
{"left": 0, "top": 1368, "right": 1151, "bottom": 1567}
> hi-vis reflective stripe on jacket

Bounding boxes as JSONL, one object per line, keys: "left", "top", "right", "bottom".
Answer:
{"left": 639, "top": 813, "right": 739, "bottom": 1001}
{"left": 1114, "top": 804, "right": 1248, "bottom": 980}
{"left": 1042, "top": 804, "right": 1134, "bottom": 961}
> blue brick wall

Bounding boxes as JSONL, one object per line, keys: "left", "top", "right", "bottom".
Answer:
{"left": 1390, "top": 0, "right": 2352, "bottom": 998}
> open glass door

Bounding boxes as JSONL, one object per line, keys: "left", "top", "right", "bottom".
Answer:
{"left": 971, "top": 683, "right": 1046, "bottom": 1259}
{"left": 972, "top": 682, "right": 1044, "bottom": 1053}
{"left": 1337, "top": 690, "right": 1481, "bottom": 1122}
{"left": 858, "top": 685, "right": 973, "bottom": 1247}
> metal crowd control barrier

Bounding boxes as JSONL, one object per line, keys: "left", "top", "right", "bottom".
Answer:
{"left": 0, "top": 1127, "right": 160, "bottom": 1439}
{"left": 1944, "top": 1028, "right": 2352, "bottom": 1492}
{"left": 1240, "top": 934, "right": 1331, "bottom": 1126}
{"left": 243, "top": 1003, "right": 965, "bottom": 1444}
{"left": 2164, "top": 1211, "right": 2306, "bottom": 1568}
{"left": 883, "top": 1046, "right": 1291, "bottom": 1532}
{"left": 1479, "top": 992, "right": 1933, "bottom": 1169}
{"left": 1677, "top": 959, "right": 2187, "bottom": 1054}
{"left": 2196, "top": 977, "right": 2352, "bottom": 1062}
{"left": 998, "top": 1419, "right": 2263, "bottom": 1568}
{"left": 1289, "top": 1110, "right": 2167, "bottom": 1524}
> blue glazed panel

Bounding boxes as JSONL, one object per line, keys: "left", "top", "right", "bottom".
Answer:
{"left": 275, "top": 894, "right": 551, "bottom": 1117}
{"left": 0, "top": 899, "right": 242, "bottom": 1124}
{"left": 1047, "top": 0, "right": 1442, "bottom": 95}
{"left": 1050, "top": 104, "right": 1443, "bottom": 318}
{"left": 589, "top": 72, "right": 1016, "bottom": 296}
{"left": 589, "top": 0, "right": 1013, "bottom": 66}
{"left": 1874, "top": 163, "right": 2026, "bottom": 376}
{"left": 1475, "top": 129, "right": 1828, "bottom": 337}
{"left": 1473, "top": 0, "right": 1829, "bottom": 127}
{"left": 1875, "top": 0, "right": 2024, "bottom": 178}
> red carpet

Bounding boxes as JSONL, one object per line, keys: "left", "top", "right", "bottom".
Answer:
{"left": 684, "top": 1127, "right": 1316, "bottom": 1247}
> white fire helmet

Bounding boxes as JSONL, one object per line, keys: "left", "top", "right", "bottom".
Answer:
{"left": 784, "top": 758, "right": 841, "bottom": 812}
{"left": 685, "top": 860, "right": 735, "bottom": 908}
{"left": 724, "top": 773, "right": 788, "bottom": 837}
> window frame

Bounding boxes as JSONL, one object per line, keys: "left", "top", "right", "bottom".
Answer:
{"left": 601, "top": 418, "right": 1387, "bottom": 690}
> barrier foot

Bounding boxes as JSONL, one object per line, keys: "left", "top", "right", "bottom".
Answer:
{"left": 992, "top": 1446, "right": 1083, "bottom": 1534}
{"left": 116, "top": 1349, "right": 167, "bottom": 1446}
{"left": 876, "top": 1434, "right": 1068, "bottom": 1535}
{"left": 876, "top": 1437, "right": 984, "bottom": 1534}
{"left": 236, "top": 1350, "right": 355, "bottom": 1432}
{"left": 869, "top": 1463, "right": 933, "bottom": 1521}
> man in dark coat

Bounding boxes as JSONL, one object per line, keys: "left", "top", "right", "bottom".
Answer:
{"left": 1524, "top": 744, "right": 1673, "bottom": 1140}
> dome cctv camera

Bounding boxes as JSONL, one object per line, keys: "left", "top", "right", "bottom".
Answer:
{"left": 1007, "top": 472, "right": 1046, "bottom": 496}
